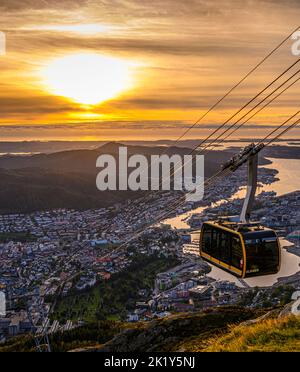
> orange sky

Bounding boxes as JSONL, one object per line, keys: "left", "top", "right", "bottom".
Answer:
{"left": 1, "top": 0, "right": 300, "bottom": 141}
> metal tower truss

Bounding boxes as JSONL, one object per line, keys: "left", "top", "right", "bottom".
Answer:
{"left": 221, "top": 142, "right": 265, "bottom": 223}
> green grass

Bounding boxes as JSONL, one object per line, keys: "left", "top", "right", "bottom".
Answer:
{"left": 203, "top": 315, "right": 300, "bottom": 352}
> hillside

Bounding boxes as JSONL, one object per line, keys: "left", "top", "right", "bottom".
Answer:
{"left": 0, "top": 142, "right": 234, "bottom": 172}
{"left": 204, "top": 315, "right": 300, "bottom": 352}
{"left": 0, "top": 167, "right": 137, "bottom": 213}
{"left": 0, "top": 307, "right": 260, "bottom": 352}
{"left": 93, "top": 307, "right": 261, "bottom": 352}
{"left": 52, "top": 254, "right": 180, "bottom": 323}
{"left": 0, "top": 142, "right": 235, "bottom": 214}
{"left": 84, "top": 307, "right": 300, "bottom": 353}
{"left": 0, "top": 140, "right": 282, "bottom": 214}
{"left": 1, "top": 306, "right": 299, "bottom": 352}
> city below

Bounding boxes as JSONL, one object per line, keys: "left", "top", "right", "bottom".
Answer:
{"left": 1, "top": 154, "right": 300, "bottom": 344}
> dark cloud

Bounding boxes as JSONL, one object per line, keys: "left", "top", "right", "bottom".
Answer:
{"left": 0, "top": 0, "right": 88, "bottom": 11}
{"left": 0, "top": 95, "right": 76, "bottom": 115}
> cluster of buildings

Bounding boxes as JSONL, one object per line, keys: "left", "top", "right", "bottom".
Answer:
{"left": 0, "top": 194, "right": 184, "bottom": 342}
{"left": 127, "top": 256, "right": 247, "bottom": 322}
{"left": 127, "top": 265, "right": 245, "bottom": 322}
{"left": 0, "top": 161, "right": 299, "bottom": 339}
{"left": 194, "top": 189, "right": 300, "bottom": 241}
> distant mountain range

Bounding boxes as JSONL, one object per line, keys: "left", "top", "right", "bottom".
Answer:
{"left": 0, "top": 142, "right": 236, "bottom": 214}
{"left": 0, "top": 142, "right": 299, "bottom": 214}
{"left": 0, "top": 139, "right": 299, "bottom": 155}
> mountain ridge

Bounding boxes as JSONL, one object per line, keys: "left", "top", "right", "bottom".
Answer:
{"left": 0, "top": 143, "right": 234, "bottom": 214}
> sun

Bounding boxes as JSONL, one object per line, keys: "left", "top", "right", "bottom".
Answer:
{"left": 42, "top": 54, "right": 133, "bottom": 105}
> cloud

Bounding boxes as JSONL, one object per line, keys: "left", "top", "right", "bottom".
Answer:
{"left": 0, "top": 120, "right": 297, "bottom": 131}
{"left": 0, "top": 0, "right": 88, "bottom": 11}
{"left": 0, "top": 0, "right": 300, "bottom": 136}
{"left": 6, "top": 32, "right": 259, "bottom": 58}
{"left": 0, "top": 95, "right": 76, "bottom": 115}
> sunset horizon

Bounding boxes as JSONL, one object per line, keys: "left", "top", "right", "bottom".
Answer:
{"left": 1, "top": 1, "right": 300, "bottom": 141}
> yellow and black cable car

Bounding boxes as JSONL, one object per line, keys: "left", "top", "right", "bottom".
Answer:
{"left": 200, "top": 221, "right": 281, "bottom": 278}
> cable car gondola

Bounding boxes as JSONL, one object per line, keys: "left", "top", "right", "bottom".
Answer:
{"left": 200, "top": 220, "right": 280, "bottom": 278}
{"left": 199, "top": 146, "right": 281, "bottom": 278}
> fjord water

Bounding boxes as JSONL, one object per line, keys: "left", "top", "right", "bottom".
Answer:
{"left": 164, "top": 158, "right": 300, "bottom": 287}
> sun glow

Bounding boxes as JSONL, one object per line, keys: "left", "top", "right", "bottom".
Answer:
{"left": 42, "top": 54, "right": 134, "bottom": 105}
